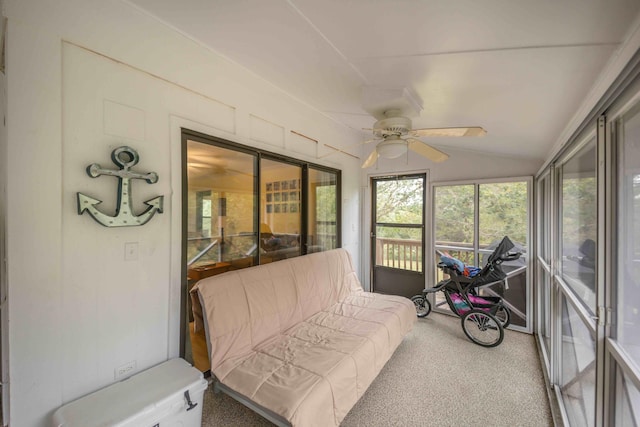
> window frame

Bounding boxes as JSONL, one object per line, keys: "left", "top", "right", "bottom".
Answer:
{"left": 431, "top": 175, "right": 533, "bottom": 332}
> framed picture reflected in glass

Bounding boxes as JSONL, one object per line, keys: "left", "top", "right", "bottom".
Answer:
{"left": 265, "top": 180, "right": 301, "bottom": 214}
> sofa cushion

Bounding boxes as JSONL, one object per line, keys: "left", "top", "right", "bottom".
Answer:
{"left": 218, "top": 292, "right": 414, "bottom": 426}
{"left": 193, "top": 249, "right": 363, "bottom": 374}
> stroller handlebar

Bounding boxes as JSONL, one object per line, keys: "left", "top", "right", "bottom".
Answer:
{"left": 499, "top": 251, "right": 522, "bottom": 261}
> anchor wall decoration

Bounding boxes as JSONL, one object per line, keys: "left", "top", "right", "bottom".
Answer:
{"left": 77, "top": 146, "right": 164, "bottom": 227}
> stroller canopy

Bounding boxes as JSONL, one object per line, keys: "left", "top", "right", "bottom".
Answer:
{"left": 485, "top": 236, "right": 515, "bottom": 266}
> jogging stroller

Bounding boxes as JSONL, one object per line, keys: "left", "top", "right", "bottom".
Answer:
{"left": 411, "top": 236, "right": 522, "bottom": 347}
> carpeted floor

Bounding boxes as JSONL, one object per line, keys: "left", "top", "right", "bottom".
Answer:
{"left": 201, "top": 312, "right": 553, "bottom": 426}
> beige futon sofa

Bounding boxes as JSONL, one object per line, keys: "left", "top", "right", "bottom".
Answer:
{"left": 192, "top": 248, "right": 416, "bottom": 426}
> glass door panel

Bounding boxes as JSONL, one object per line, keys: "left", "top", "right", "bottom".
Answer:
{"left": 260, "top": 158, "right": 302, "bottom": 264}
{"left": 479, "top": 181, "right": 528, "bottom": 246}
{"left": 308, "top": 168, "right": 338, "bottom": 252}
{"left": 617, "top": 104, "right": 640, "bottom": 368}
{"left": 375, "top": 226, "right": 423, "bottom": 271}
{"left": 186, "top": 140, "right": 257, "bottom": 270}
{"left": 434, "top": 184, "right": 475, "bottom": 312}
{"left": 614, "top": 367, "right": 640, "bottom": 426}
{"left": 478, "top": 181, "right": 528, "bottom": 328}
{"left": 185, "top": 139, "right": 257, "bottom": 372}
{"left": 560, "top": 138, "right": 597, "bottom": 314}
{"left": 560, "top": 295, "right": 596, "bottom": 427}
{"left": 434, "top": 184, "right": 475, "bottom": 250}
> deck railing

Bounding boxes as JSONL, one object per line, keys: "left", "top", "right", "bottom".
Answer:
{"left": 376, "top": 238, "right": 422, "bottom": 271}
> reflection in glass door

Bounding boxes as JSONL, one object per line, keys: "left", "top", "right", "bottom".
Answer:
{"left": 371, "top": 174, "right": 425, "bottom": 298}
{"left": 308, "top": 168, "right": 339, "bottom": 252}
{"left": 186, "top": 141, "right": 258, "bottom": 270}
{"left": 184, "top": 139, "right": 257, "bottom": 372}
{"left": 260, "top": 158, "right": 302, "bottom": 264}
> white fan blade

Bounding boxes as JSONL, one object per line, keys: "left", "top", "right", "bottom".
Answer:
{"left": 407, "top": 138, "right": 449, "bottom": 162}
{"left": 362, "top": 150, "right": 379, "bottom": 168}
{"left": 409, "top": 127, "right": 487, "bottom": 137}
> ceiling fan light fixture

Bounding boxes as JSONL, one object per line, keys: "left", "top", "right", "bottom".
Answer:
{"left": 377, "top": 137, "right": 407, "bottom": 159}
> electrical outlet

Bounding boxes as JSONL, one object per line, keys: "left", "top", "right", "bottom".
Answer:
{"left": 115, "top": 360, "right": 136, "bottom": 379}
{"left": 124, "top": 242, "right": 138, "bottom": 261}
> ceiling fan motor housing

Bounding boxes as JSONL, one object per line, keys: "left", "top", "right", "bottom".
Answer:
{"left": 373, "top": 116, "right": 412, "bottom": 137}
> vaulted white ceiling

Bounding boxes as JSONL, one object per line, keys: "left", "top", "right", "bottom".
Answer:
{"left": 130, "top": 0, "right": 640, "bottom": 162}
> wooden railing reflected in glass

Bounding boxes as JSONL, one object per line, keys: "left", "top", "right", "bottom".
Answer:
{"left": 309, "top": 220, "right": 337, "bottom": 252}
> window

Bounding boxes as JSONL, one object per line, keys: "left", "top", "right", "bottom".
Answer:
{"left": 375, "top": 176, "right": 425, "bottom": 272}
{"left": 433, "top": 179, "right": 530, "bottom": 329}
{"left": 308, "top": 167, "right": 339, "bottom": 251}
{"left": 617, "top": 103, "right": 640, "bottom": 368}
{"left": 560, "top": 138, "right": 597, "bottom": 314}
{"left": 434, "top": 184, "right": 475, "bottom": 267}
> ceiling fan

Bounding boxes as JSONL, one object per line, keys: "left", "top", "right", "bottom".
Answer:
{"left": 361, "top": 110, "right": 487, "bottom": 168}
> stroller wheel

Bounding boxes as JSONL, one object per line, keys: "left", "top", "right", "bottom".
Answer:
{"left": 494, "top": 306, "right": 511, "bottom": 328}
{"left": 411, "top": 295, "right": 431, "bottom": 317}
{"left": 461, "top": 309, "right": 504, "bottom": 347}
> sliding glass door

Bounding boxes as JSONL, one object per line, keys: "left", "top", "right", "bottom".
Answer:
{"left": 182, "top": 130, "right": 341, "bottom": 372}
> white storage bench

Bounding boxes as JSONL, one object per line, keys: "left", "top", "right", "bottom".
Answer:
{"left": 52, "top": 358, "right": 208, "bottom": 427}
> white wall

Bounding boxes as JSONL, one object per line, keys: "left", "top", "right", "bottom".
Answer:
{"left": 5, "top": 1, "right": 362, "bottom": 425}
